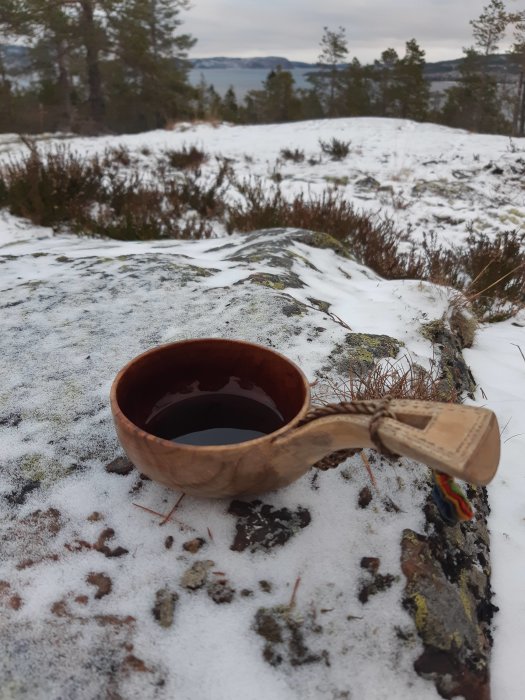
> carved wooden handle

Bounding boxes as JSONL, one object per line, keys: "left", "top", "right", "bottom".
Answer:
{"left": 375, "top": 400, "right": 500, "bottom": 485}
{"left": 274, "top": 401, "right": 500, "bottom": 486}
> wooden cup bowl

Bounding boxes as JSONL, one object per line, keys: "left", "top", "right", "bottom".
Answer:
{"left": 110, "top": 338, "right": 500, "bottom": 498}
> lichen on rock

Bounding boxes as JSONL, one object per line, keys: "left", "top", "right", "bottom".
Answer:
{"left": 322, "top": 332, "right": 402, "bottom": 376}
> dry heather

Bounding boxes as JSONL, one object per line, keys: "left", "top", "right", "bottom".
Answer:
{"left": 0, "top": 142, "right": 522, "bottom": 318}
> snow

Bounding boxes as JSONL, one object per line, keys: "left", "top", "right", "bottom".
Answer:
{"left": 0, "top": 117, "right": 524, "bottom": 699}
{"left": 1, "top": 117, "right": 524, "bottom": 248}
{"left": 464, "top": 314, "right": 525, "bottom": 700}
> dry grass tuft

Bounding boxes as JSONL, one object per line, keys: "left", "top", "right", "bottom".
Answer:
{"left": 312, "top": 354, "right": 458, "bottom": 406}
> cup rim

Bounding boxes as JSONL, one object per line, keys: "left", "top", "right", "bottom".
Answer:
{"left": 110, "top": 337, "right": 311, "bottom": 452}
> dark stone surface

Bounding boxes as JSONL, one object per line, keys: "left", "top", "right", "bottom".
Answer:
{"left": 229, "top": 500, "right": 311, "bottom": 553}
{"left": 105, "top": 456, "right": 134, "bottom": 476}
{"left": 254, "top": 606, "right": 329, "bottom": 668}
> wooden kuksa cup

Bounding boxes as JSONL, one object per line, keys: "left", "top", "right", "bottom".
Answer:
{"left": 110, "top": 338, "right": 500, "bottom": 498}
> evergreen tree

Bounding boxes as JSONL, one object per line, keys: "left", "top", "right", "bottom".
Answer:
{"left": 307, "top": 26, "right": 348, "bottom": 116}
{"left": 396, "top": 39, "right": 429, "bottom": 120}
{"left": 373, "top": 48, "right": 400, "bottom": 116}
{"left": 0, "top": 0, "right": 196, "bottom": 132}
{"left": 508, "top": 10, "right": 525, "bottom": 135}
{"left": 244, "top": 66, "right": 301, "bottom": 123}
{"left": 470, "top": 0, "right": 508, "bottom": 55}
{"left": 295, "top": 87, "right": 324, "bottom": 120}
{"left": 221, "top": 86, "right": 240, "bottom": 123}
{"left": 441, "top": 0, "right": 509, "bottom": 134}
{"left": 262, "top": 66, "right": 301, "bottom": 122}
{"left": 0, "top": 1, "right": 78, "bottom": 130}
{"left": 441, "top": 49, "right": 507, "bottom": 132}
{"left": 0, "top": 0, "right": 112, "bottom": 129}
{"left": 338, "top": 58, "right": 372, "bottom": 116}
{"left": 107, "top": 0, "right": 196, "bottom": 130}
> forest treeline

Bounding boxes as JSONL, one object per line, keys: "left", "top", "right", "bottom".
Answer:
{"left": 0, "top": 0, "right": 524, "bottom": 136}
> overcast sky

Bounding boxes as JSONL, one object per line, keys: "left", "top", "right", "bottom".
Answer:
{"left": 182, "top": 0, "right": 519, "bottom": 63}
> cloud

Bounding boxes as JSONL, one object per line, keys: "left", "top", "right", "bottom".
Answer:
{"left": 182, "top": 0, "right": 514, "bottom": 62}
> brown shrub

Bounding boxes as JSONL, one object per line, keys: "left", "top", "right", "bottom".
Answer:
{"left": 319, "top": 137, "right": 351, "bottom": 160}
{"left": 0, "top": 143, "right": 105, "bottom": 227}
{"left": 226, "top": 182, "right": 425, "bottom": 279}
{"left": 280, "top": 148, "right": 305, "bottom": 163}
{"left": 164, "top": 145, "right": 208, "bottom": 170}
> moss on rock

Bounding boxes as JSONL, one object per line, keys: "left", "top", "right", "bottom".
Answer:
{"left": 324, "top": 332, "right": 402, "bottom": 375}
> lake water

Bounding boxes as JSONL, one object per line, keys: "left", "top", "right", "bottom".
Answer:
{"left": 189, "top": 69, "right": 457, "bottom": 105}
{"left": 189, "top": 68, "right": 313, "bottom": 97}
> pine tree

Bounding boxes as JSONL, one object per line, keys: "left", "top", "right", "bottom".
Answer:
{"left": 508, "top": 10, "right": 525, "bottom": 135}
{"left": 107, "top": 0, "right": 196, "bottom": 129}
{"left": 0, "top": 1, "right": 111, "bottom": 129}
{"left": 470, "top": 0, "right": 508, "bottom": 55}
{"left": 262, "top": 66, "right": 301, "bottom": 122}
{"left": 441, "top": 49, "right": 507, "bottom": 132}
{"left": 243, "top": 67, "right": 300, "bottom": 124}
{"left": 441, "top": 0, "right": 509, "bottom": 134}
{"left": 338, "top": 58, "right": 372, "bottom": 116}
{"left": 396, "top": 39, "right": 430, "bottom": 120}
{"left": 221, "top": 86, "right": 240, "bottom": 123}
{"left": 0, "top": 1, "right": 77, "bottom": 130}
{"left": 373, "top": 48, "right": 400, "bottom": 116}
{"left": 0, "top": 0, "right": 196, "bottom": 132}
{"left": 307, "top": 26, "right": 348, "bottom": 117}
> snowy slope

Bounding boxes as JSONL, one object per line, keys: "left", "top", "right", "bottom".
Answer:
{"left": 0, "top": 118, "right": 524, "bottom": 700}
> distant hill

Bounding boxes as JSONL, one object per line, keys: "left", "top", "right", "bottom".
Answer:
{"left": 1, "top": 45, "right": 519, "bottom": 81}
{"left": 191, "top": 56, "right": 313, "bottom": 70}
{"left": 191, "top": 53, "right": 519, "bottom": 80}
{"left": 423, "top": 53, "right": 519, "bottom": 80}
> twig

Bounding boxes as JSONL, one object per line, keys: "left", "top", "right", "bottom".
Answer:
{"left": 132, "top": 503, "right": 166, "bottom": 519}
{"left": 133, "top": 500, "right": 195, "bottom": 532}
{"left": 504, "top": 433, "right": 525, "bottom": 444}
{"left": 360, "top": 451, "right": 378, "bottom": 491}
{"left": 480, "top": 386, "right": 488, "bottom": 400}
{"left": 467, "top": 262, "right": 525, "bottom": 301}
{"left": 302, "top": 300, "right": 352, "bottom": 331}
{"left": 500, "top": 417, "right": 511, "bottom": 437}
{"left": 327, "top": 311, "right": 352, "bottom": 331}
{"left": 207, "top": 527, "right": 214, "bottom": 542}
{"left": 159, "top": 493, "right": 185, "bottom": 526}
{"left": 289, "top": 576, "right": 302, "bottom": 609}
{"left": 465, "top": 259, "right": 494, "bottom": 294}
{"left": 511, "top": 343, "right": 525, "bottom": 366}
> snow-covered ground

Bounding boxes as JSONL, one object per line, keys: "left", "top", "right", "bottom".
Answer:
{"left": 1, "top": 117, "right": 523, "bottom": 248}
{"left": 0, "top": 118, "right": 524, "bottom": 699}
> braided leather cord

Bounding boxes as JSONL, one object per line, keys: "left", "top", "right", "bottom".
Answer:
{"left": 300, "top": 398, "right": 474, "bottom": 523}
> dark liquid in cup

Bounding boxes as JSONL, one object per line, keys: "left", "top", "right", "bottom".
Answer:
{"left": 145, "top": 391, "right": 286, "bottom": 446}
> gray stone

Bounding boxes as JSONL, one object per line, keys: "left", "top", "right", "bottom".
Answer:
{"left": 181, "top": 560, "right": 215, "bottom": 590}
{"left": 153, "top": 588, "right": 179, "bottom": 628}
